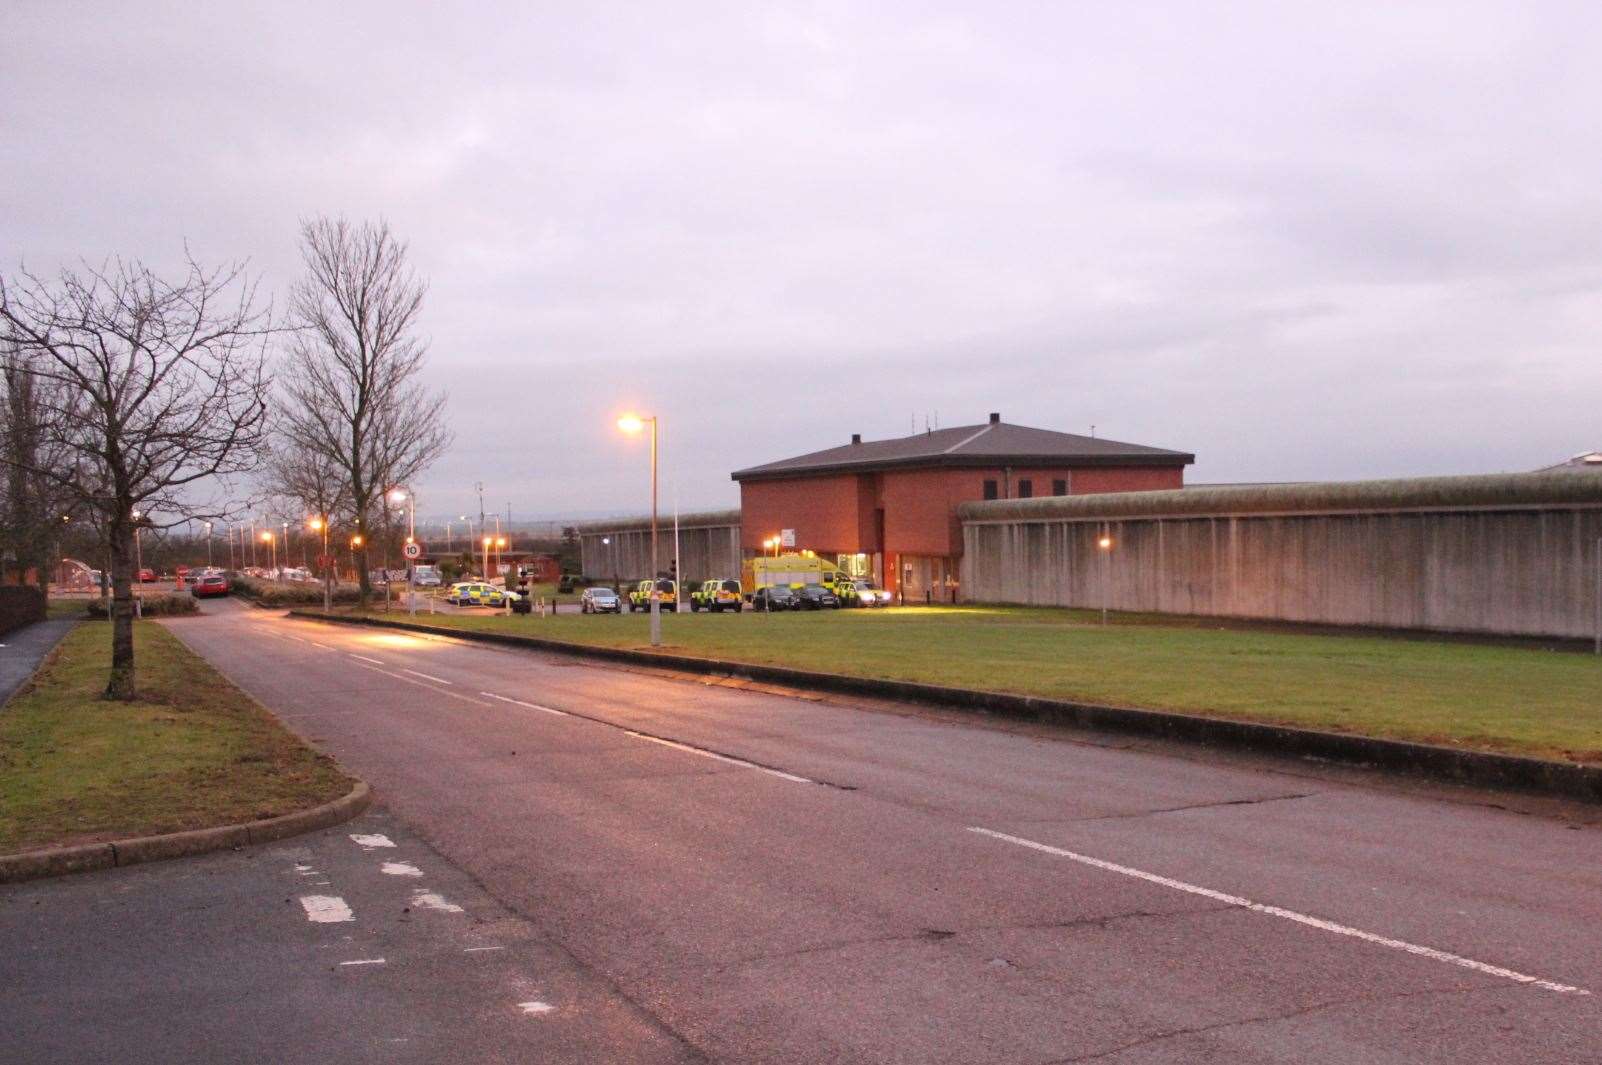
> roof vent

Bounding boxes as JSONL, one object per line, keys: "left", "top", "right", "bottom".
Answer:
{"left": 851, "top": 433, "right": 861, "bottom": 445}
{"left": 988, "top": 412, "right": 1000, "bottom": 424}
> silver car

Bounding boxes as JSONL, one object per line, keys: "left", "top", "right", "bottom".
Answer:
{"left": 581, "top": 586, "right": 622, "bottom": 614}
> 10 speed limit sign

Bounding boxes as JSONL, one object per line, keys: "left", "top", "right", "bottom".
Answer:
{"left": 403, "top": 541, "right": 422, "bottom": 560}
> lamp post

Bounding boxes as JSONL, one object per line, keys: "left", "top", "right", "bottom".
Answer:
{"left": 617, "top": 413, "right": 661, "bottom": 647}
{"left": 203, "top": 521, "right": 213, "bottom": 568}
{"left": 389, "top": 488, "right": 416, "bottom": 615}
{"left": 131, "top": 508, "right": 146, "bottom": 619}
{"left": 310, "top": 517, "right": 331, "bottom": 612}
{"left": 261, "top": 530, "right": 276, "bottom": 578}
{"left": 494, "top": 536, "right": 507, "bottom": 582}
{"left": 349, "top": 534, "right": 362, "bottom": 583}
{"left": 281, "top": 522, "right": 289, "bottom": 573}
{"left": 481, "top": 535, "right": 492, "bottom": 583}
{"left": 1097, "top": 527, "right": 1113, "bottom": 626}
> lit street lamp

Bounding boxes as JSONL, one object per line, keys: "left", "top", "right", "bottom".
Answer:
{"left": 390, "top": 487, "right": 417, "bottom": 615}
{"left": 261, "top": 530, "right": 277, "bottom": 577}
{"left": 203, "top": 521, "right": 213, "bottom": 567}
{"left": 1097, "top": 528, "right": 1113, "bottom": 626}
{"left": 617, "top": 412, "right": 661, "bottom": 647}
{"left": 309, "top": 516, "right": 331, "bottom": 612}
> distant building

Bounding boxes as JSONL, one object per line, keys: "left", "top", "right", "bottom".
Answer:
{"left": 1538, "top": 450, "right": 1602, "bottom": 471}
{"left": 731, "top": 413, "right": 1193, "bottom": 599}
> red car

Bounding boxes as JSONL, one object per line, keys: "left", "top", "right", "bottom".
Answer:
{"left": 138, "top": 568, "right": 156, "bottom": 582}
{"left": 192, "top": 572, "right": 231, "bottom": 598}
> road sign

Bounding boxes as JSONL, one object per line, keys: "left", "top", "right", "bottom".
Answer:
{"left": 780, "top": 528, "right": 796, "bottom": 548}
{"left": 403, "top": 541, "right": 422, "bottom": 560}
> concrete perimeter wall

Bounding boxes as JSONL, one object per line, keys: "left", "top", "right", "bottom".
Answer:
{"left": 577, "top": 510, "right": 742, "bottom": 585}
{"left": 959, "top": 472, "right": 1602, "bottom": 639}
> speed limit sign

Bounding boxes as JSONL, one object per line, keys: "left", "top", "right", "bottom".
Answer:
{"left": 403, "top": 541, "right": 422, "bottom": 560}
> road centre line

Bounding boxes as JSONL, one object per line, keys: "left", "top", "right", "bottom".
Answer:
{"left": 351, "top": 663, "right": 493, "bottom": 707}
{"left": 339, "top": 958, "right": 386, "bottom": 966}
{"left": 968, "top": 827, "right": 1589, "bottom": 996}
{"left": 403, "top": 668, "right": 453, "bottom": 685}
{"left": 479, "top": 691, "right": 568, "bottom": 716}
{"left": 348, "top": 653, "right": 385, "bottom": 665}
{"left": 623, "top": 729, "right": 815, "bottom": 784}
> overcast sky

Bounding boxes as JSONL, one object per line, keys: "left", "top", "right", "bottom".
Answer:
{"left": 6, "top": 2, "right": 1600, "bottom": 522}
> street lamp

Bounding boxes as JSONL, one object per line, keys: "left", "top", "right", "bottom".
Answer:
{"left": 617, "top": 412, "right": 661, "bottom": 647}
{"left": 481, "top": 535, "right": 492, "bottom": 582}
{"left": 261, "top": 530, "right": 276, "bottom": 577}
{"left": 309, "top": 516, "right": 331, "bottom": 612}
{"left": 390, "top": 487, "right": 417, "bottom": 615}
{"left": 203, "top": 521, "right": 213, "bottom": 567}
{"left": 1097, "top": 528, "right": 1113, "bottom": 626}
{"left": 131, "top": 508, "right": 146, "bottom": 618}
{"left": 494, "top": 536, "right": 507, "bottom": 582}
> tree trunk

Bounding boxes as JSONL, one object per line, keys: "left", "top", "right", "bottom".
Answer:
{"left": 106, "top": 519, "right": 136, "bottom": 700}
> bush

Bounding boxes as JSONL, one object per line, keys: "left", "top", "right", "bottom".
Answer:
{"left": 86, "top": 594, "right": 198, "bottom": 618}
{"left": 231, "top": 575, "right": 360, "bottom": 607}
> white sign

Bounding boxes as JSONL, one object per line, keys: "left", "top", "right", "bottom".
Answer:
{"left": 403, "top": 541, "right": 422, "bottom": 560}
{"left": 780, "top": 528, "right": 796, "bottom": 548}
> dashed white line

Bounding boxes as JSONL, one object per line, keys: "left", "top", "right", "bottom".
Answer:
{"left": 348, "top": 654, "right": 385, "bottom": 665}
{"left": 411, "top": 890, "right": 464, "bottom": 914}
{"left": 352, "top": 663, "right": 493, "bottom": 706}
{"left": 623, "top": 730, "right": 814, "bottom": 784}
{"left": 350, "top": 833, "right": 396, "bottom": 849}
{"left": 403, "top": 668, "right": 453, "bottom": 685}
{"left": 967, "top": 827, "right": 1589, "bottom": 996}
{"left": 299, "top": 895, "right": 354, "bottom": 923}
{"left": 479, "top": 691, "right": 567, "bottom": 716}
{"left": 339, "top": 958, "right": 386, "bottom": 967}
{"left": 464, "top": 946, "right": 505, "bottom": 953}
{"left": 518, "top": 1001, "right": 555, "bottom": 1015}
{"left": 381, "top": 861, "right": 424, "bottom": 877}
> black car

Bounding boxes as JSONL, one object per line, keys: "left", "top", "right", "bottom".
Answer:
{"left": 751, "top": 586, "right": 798, "bottom": 611}
{"left": 795, "top": 584, "right": 840, "bottom": 610}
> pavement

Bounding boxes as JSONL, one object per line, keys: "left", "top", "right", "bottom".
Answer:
{"left": 0, "top": 618, "right": 76, "bottom": 706}
{"left": 4, "top": 596, "right": 1600, "bottom": 1063}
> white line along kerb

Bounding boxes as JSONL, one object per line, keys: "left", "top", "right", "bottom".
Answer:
{"left": 968, "top": 827, "right": 1588, "bottom": 996}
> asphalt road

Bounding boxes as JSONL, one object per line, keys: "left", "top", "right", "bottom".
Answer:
{"left": 8, "top": 598, "right": 1601, "bottom": 1063}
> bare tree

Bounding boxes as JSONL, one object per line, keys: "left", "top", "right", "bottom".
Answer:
{"left": 0, "top": 256, "right": 273, "bottom": 698}
{"left": 0, "top": 340, "right": 81, "bottom": 593}
{"left": 279, "top": 217, "right": 451, "bottom": 607}
{"left": 263, "top": 438, "right": 350, "bottom": 610}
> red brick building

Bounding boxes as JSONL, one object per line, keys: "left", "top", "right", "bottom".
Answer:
{"left": 732, "top": 413, "right": 1192, "bottom": 599}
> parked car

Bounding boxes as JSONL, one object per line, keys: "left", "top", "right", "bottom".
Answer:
{"left": 628, "top": 578, "right": 678, "bottom": 612}
{"left": 690, "top": 579, "right": 743, "bottom": 613}
{"left": 843, "top": 579, "right": 893, "bottom": 607}
{"left": 750, "top": 586, "right": 798, "bottom": 611}
{"left": 795, "top": 584, "right": 841, "bottom": 610}
{"left": 581, "top": 587, "right": 623, "bottom": 614}
{"left": 192, "top": 572, "right": 231, "bottom": 598}
{"left": 412, "top": 564, "right": 441, "bottom": 587}
{"left": 446, "top": 581, "right": 519, "bottom": 607}
{"left": 137, "top": 568, "right": 156, "bottom": 582}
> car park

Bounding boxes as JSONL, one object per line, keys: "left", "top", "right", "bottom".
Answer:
{"left": 628, "top": 578, "right": 678, "bottom": 612}
{"left": 446, "top": 581, "right": 519, "bottom": 607}
{"left": 690, "top": 579, "right": 743, "bottom": 613}
{"left": 750, "top": 586, "right": 798, "bottom": 611}
{"left": 581, "top": 587, "right": 623, "bottom": 614}
{"left": 795, "top": 584, "right": 840, "bottom": 610}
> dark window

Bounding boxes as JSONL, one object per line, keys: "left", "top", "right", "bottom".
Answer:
{"left": 1053, "top": 478, "right": 1068, "bottom": 496}
{"left": 1017, "top": 479, "right": 1033, "bottom": 499}
{"left": 982, "top": 479, "right": 998, "bottom": 500}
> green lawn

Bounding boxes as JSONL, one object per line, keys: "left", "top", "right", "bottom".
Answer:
{"left": 342, "top": 605, "right": 1602, "bottom": 764}
{"left": 0, "top": 621, "right": 351, "bottom": 854}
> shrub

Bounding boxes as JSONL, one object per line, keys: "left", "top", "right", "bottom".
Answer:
{"left": 86, "top": 593, "right": 199, "bottom": 618}
{"left": 231, "top": 575, "right": 360, "bottom": 607}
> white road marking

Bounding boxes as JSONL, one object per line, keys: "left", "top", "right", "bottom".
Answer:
{"left": 339, "top": 958, "right": 386, "bottom": 966}
{"left": 348, "top": 654, "right": 385, "bottom": 665}
{"left": 299, "top": 895, "right": 354, "bottom": 923}
{"left": 968, "top": 827, "right": 1589, "bottom": 996}
{"left": 623, "top": 729, "right": 814, "bottom": 784}
{"left": 349, "top": 833, "right": 396, "bottom": 849}
{"left": 480, "top": 691, "right": 567, "bottom": 716}
{"left": 381, "top": 861, "right": 424, "bottom": 877}
{"left": 518, "top": 1001, "right": 555, "bottom": 1015}
{"left": 308, "top": 641, "right": 333, "bottom": 650}
{"left": 403, "top": 668, "right": 452, "bottom": 685}
{"left": 411, "top": 890, "right": 465, "bottom": 913}
{"left": 464, "top": 946, "right": 505, "bottom": 953}
{"left": 353, "top": 663, "right": 493, "bottom": 706}
{"left": 282, "top": 634, "right": 308, "bottom": 644}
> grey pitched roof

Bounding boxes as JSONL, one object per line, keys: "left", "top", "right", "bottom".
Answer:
{"left": 1538, "top": 450, "right": 1602, "bottom": 471}
{"left": 731, "top": 419, "right": 1193, "bottom": 481}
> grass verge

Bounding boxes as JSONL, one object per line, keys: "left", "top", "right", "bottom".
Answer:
{"left": 338, "top": 605, "right": 1602, "bottom": 764}
{"left": 0, "top": 621, "right": 351, "bottom": 854}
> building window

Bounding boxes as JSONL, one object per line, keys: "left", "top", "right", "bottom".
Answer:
{"left": 1053, "top": 478, "right": 1068, "bottom": 496}
{"left": 1017, "top": 479, "right": 1033, "bottom": 498}
{"left": 983, "top": 479, "right": 998, "bottom": 500}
